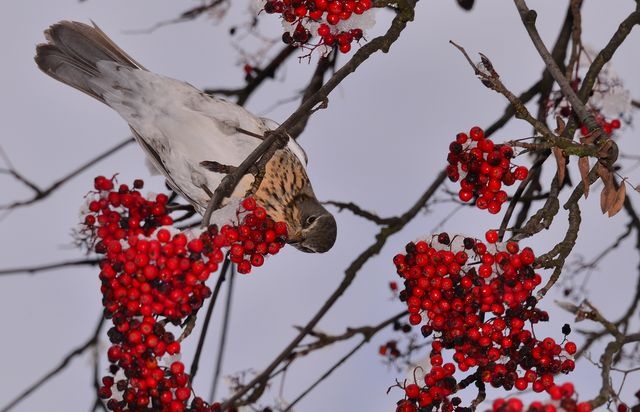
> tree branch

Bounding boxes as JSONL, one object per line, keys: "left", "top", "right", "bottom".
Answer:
{"left": 513, "top": 0, "right": 598, "bottom": 131}
{"left": 0, "top": 258, "right": 102, "bottom": 276}
{"left": 201, "top": 0, "right": 417, "bottom": 225}
{"left": 0, "top": 138, "right": 134, "bottom": 210}
{"left": 0, "top": 317, "right": 105, "bottom": 412}
{"left": 221, "top": 170, "right": 445, "bottom": 408}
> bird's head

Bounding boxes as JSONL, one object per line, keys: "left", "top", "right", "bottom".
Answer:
{"left": 289, "top": 196, "right": 337, "bottom": 253}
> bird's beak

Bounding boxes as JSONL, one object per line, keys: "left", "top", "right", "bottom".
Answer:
{"left": 290, "top": 242, "right": 315, "bottom": 253}
{"left": 287, "top": 230, "right": 316, "bottom": 253}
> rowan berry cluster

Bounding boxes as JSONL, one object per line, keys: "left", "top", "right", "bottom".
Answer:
{"left": 492, "top": 381, "right": 592, "bottom": 412}
{"left": 83, "top": 176, "right": 288, "bottom": 411}
{"left": 579, "top": 116, "right": 621, "bottom": 137}
{"left": 446, "top": 126, "right": 529, "bottom": 215}
{"left": 391, "top": 231, "right": 577, "bottom": 411}
{"left": 261, "top": 0, "right": 372, "bottom": 53}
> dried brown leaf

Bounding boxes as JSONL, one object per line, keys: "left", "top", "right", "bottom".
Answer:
{"left": 607, "top": 182, "right": 626, "bottom": 217}
{"left": 578, "top": 157, "right": 590, "bottom": 198}
{"left": 597, "top": 163, "right": 616, "bottom": 214}
{"left": 553, "top": 147, "right": 566, "bottom": 186}
{"left": 600, "top": 185, "right": 612, "bottom": 214}
{"left": 596, "top": 162, "right": 613, "bottom": 186}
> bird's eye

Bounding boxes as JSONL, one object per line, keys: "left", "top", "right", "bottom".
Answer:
{"left": 305, "top": 215, "right": 317, "bottom": 227}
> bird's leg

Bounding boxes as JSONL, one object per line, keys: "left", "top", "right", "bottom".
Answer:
{"left": 200, "top": 160, "right": 260, "bottom": 176}
{"left": 249, "top": 161, "right": 266, "bottom": 194}
{"left": 200, "top": 160, "right": 236, "bottom": 174}
{"left": 200, "top": 184, "right": 214, "bottom": 198}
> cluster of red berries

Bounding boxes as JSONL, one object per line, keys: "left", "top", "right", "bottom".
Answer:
{"left": 579, "top": 116, "right": 621, "bottom": 137}
{"left": 379, "top": 340, "right": 401, "bottom": 359}
{"left": 446, "top": 127, "right": 529, "bottom": 215}
{"left": 492, "top": 381, "right": 592, "bottom": 412}
{"left": 84, "top": 176, "right": 288, "bottom": 411}
{"left": 262, "top": 0, "right": 371, "bottom": 53}
{"left": 391, "top": 231, "right": 577, "bottom": 411}
{"left": 216, "top": 197, "right": 289, "bottom": 274}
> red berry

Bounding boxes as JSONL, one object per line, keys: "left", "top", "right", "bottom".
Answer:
{"left": 175, "top": 387, "right": 190, "bottom": 401}
{"left": 250, "top": 254, "right": 264, "bottom": 267}
{"left": 187, "top": 239, "right": 203, "bottom": 253}
{"left": 339, "top": 43, "right": 351, "bottom": 53}
{"left": 327, "top": 13, "right": 340, "bottom": 24}
{"left": 514, "top": 166, "right": 529, "bottom": 180}
{"left": 317, "top": 24, "right": 330, "bottom": 37}
{"left": 485, "top": 229, "right": 499, "bottom": 244}
{"left": 170, "top": 361, "right": 185, "bottom": 375}
{"left": 237, "top": 260, "right": 252, "bottom": 274}
{"left": 459, "top": 190, "right": 473, "bottom": 202}
{"left": 469, "top": 126, "right": 484, "bottom": 141}
{"left": 564, "top": 341, "right": 577, "bottom": 354}
{"left": 242, "top": 197, "right": 257, "bottom": 211}
{"left": 405, "top": 383, "right": 420, "bottom": 399}
{"left": 611, "top": 118, "right": 621, "bottom": 129}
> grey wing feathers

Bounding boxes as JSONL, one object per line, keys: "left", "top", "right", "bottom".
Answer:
{"left": 129, "top": 127, "right": 200, "bottom": 208}
{"left": 34, "top": 21, "right": 144, "bottom": 103}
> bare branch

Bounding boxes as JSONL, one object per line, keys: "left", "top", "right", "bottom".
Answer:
{"left": 123, "top": 0, "right": 229, "bottom": 34}
{"left": 202, "top": 0, "right": 418, "bottom": 226}
{"left": 0, "top": 317, "right": 105, "bottom": 412}
{"left": 284, "top": 311, "right": 406, "bottom": 411}
{"left": 0, "top": 258, "right": 101, "bottom": 277}
{"left": 324, "top": 200, "right": 400, "bottom": 225}
{"left": 205, "top": 45, "right": 297, "bottom": 107}
{"left": 222, "top": 169, "right": 445, "bottom": 408}
{"left": 209, "top": 264, "right": 236, "bottom": 402}
{"left": 513, "top": 0, "right": 598, "bottom": 132}
{"left": 0, "top": 138, "right": 134, "bottom": 210}
{"left": 189, "top": 256, "right": 232, "bottom": 381}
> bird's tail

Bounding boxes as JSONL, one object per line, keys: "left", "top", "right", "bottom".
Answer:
{"left": 35, "top": 21, "right": 144, "bottom": 103}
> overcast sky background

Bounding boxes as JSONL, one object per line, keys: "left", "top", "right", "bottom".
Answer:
{"left": 1, "top": 1, "right": 639, "bottom": 411}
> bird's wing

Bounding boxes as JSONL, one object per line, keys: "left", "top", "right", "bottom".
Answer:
{"left": 91, "top": 62, "right": 263, "bottom": 212}
{"left": 36, "top": 20, "right": 311, "bottom": 220}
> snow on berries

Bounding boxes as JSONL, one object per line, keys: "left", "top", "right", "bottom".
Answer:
{"left": 446, "top": 126, "right": 529, "bottom": 214}
{"left": 391, "top": 232, "right": 578, "bottom": 411}
{"left": 258, "top": 0, "right": 375, "bottom": 54}
{"left": 82, "top": 176, "right": 289, "bottom": 411}
{"left": 548, "top": 46, "right": 632, "bottom": 139}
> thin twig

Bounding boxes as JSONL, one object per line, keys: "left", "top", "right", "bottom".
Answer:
{"left": 0, "top": 258, "right": 102, "bottom": 276}
{"left": 284, "top": 311, "right": 406, "bottom": 411}
{"left": 450, "top": 41, "right": 594, "bottom": 157}
{"left": 513, "top": 0, "right": 598, "bottom": 131}
{"left": 201, "top": 0, "right": 417, "bottom": 225}
{"left": 222, "top": 169, "right": 445, "bottom": 409}
{"left": 324, "top": 200, "right": 400, "bottom": 225}
{"left": 123, "top": 0, "right": 229, "bottom": 34}
{"left": 577, "top": 8, "right": 640, "bottom": 105}
{"left": 1, "top": 138, "right": 134, "bottom": 210}
{"left": 498, "top": 154, "right": 548, "bottom": 241}
{"left": 205, "top": 45, "right": 297, "bottom": 107}
{"left": 190, "top": 256, "right": 231, "bottom": 381}
{"left": 0, "top": 317, "right": 105, "bottom": 412}
{"left": 209, "top": 264, "right": 236, "bottom": 402}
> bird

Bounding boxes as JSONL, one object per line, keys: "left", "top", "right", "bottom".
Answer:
{"left": 35, "top": 21, "right": 336, "bottom": 253}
